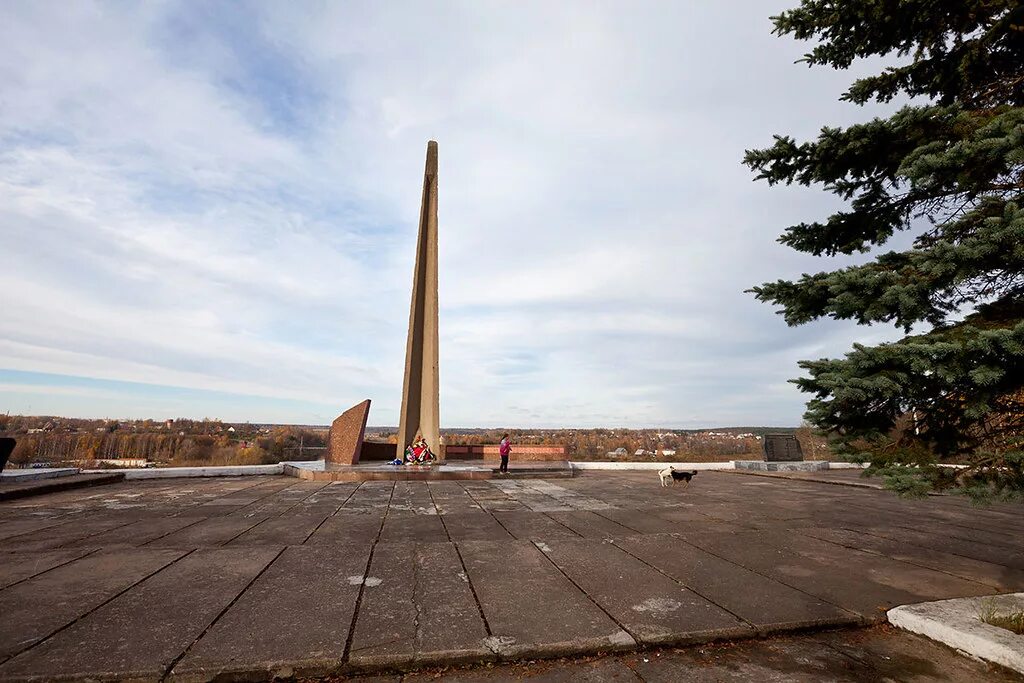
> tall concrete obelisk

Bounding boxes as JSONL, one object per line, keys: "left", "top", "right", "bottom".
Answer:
{"left": 397, "top": 141, "right": 442, "bottom": 461}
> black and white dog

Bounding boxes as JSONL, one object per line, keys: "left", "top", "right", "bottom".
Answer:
{"left": 658, "top": 466, "right": 698, "bottom": 488}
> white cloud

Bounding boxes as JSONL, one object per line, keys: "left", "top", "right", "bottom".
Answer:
{"left": 0, "top": 1, "right": 907, "bottom": 426}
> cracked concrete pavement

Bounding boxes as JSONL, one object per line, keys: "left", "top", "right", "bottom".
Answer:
{"left": 1, "top": 471, "right": 1023, "bottom": 680}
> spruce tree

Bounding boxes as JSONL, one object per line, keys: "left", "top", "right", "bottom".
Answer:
{"left": 746, "top": 1, "right": 1024, "bottom": 500}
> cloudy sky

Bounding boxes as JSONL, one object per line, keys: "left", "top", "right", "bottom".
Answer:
{"left": 0, "top": 1, "right": 904, "bottom": 428}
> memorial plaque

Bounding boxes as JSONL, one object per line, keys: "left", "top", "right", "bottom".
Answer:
{"left": 397, "top": 141, "right": 442, "bottom": 460}
{"left": 762, "top": 433, "right": 803, "bottom": 462}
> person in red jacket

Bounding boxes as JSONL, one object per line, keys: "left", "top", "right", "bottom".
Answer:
{"left": 499, "top": 433, "right": 512, "bottom": 474}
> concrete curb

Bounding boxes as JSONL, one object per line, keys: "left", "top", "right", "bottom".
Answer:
{"left": 725, "top": 468, "right": 884, "bottom": 489}
{"left": 0, "top": 467, "right": 81, "bottom": 482}
{"left": 0, "top": 473, "right": 125, "bottom": 501}
{"left": 82, "top": 464, "right": 285, "bottom": 479}
{"left": 568, "top": 461, "right": 865, "bottom": 472}
{"left": 569, "top": 461, "right": 737, "bottom": 471}
{"left": 734, "top": 460, "right": 830, "bottom": 472}
{"left": 334, "top": 617, "right": 868, "bottom": 678}
{"left": 888, "top": 593, "right": 1024, "bottom": 674}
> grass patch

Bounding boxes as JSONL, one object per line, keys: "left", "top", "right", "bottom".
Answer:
{"left": 979, "top": 599, "right": 1024, "bottom": 635}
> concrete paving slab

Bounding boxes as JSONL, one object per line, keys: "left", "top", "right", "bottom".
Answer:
{"left": 64, "top": 516, "right": 201, "bottom": 548}
{"left": 305, "top": 511, "right": 384, "bottom": 546}
{"left": 545, "top": 511, "right": 641, "bottom": 539}
{"left": 491, "top": 512, "right": 581, "bottom": 540}
{"left": 0, "top": 519, "right": 65, "bottom": 543}
{"left": 226, "top": 512, "right": 328, "bottom": 546}
{"left": 863, "top": 525, "right": 1024, "bottom": 571}
{"left": 426, "top": 482, "right": 484, "bottom": 514}
{"left": 0, "top": 546, "right": 280, "bottom": 681}
{"left": 757, "top": 529, "right": 997, "bottom": 602}
{"left": 461, "top": 486, "right": 527, "bottom": 512}
{"left": 379, "top": 513, "right": 448, "bottom": 543}
{"left": 926, "top": 520, "right": 1024, "bottom": 550}
{"left": 802, "top": 526, "right": 1024, "bottom": 592}
{"left": 223, "top": 494, "right": 305, "bottom": 520}
{"left": 465, "top": 498, "right": 528, "bottom": 513}
{"left": 292, "top": 489, "right": 343, "bottom": 507}
{"left": 679, "top": 503, "right": 766, "bottom": 528}
{"left": 283, "top": 483, "right": 353, "bottom": 508}
{"left": 536, "top": 537, "right": 751, "bottom": 645}
{"left": 170, "top": 544, "right": 370, "bottom": 680}
{"left": 146, "top": 515, "right": 270, "bottom": 548}
{"left": 279, "top": 502, "right": 343, "bottom": 519}
{"left": 684, "top": 531, "right": 968, "bottom": 621}
{"left": 389, "top": 482, "right": 437, "bottom": 515}
{"left": 615, "top": 534, "right": 857, "bottom": 631}
{"left": 440, "top": 512, "right": 514, "bottom": 542}
{"left": 188, "top": 492, "right": 268, "bottom": 511}
{"left": 458, "top": 540, "right": 635, "bottom": 659}
{"left": 349, "top": 542, "right": 491, "bottom": 668}
{"left": 0, "top": 547, "right": 94, "bottom": 590}
{"left": 642, "top": 505, "right": 718, "bottom": 523}
{"left": 426, "top": 497, "right": 483, "bottom": 516}
{"left": 0, "top": 515, "right": 135, "bottom": 552}
{"left": 512, "top": 499, "right": 575, "bottom": 513}
{"left": 592, "top": 509, "right": 682, "bottom": 535}
{"left": 341, "top": 483, "right": 395, "bottom": 511}
{"left": 0, "top": 547, "right": 184, "bottom": 661}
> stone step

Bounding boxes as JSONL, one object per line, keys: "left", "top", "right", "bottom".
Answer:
{"left": 287, "top": 461, "right": 574, "bottom": 481}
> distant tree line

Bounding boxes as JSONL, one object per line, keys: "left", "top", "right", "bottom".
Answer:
{"left": 2, "top": 416, "right": 326, "bottom": 467}
{"left": 3, "top": 415, "right": 830, "bottom": 466}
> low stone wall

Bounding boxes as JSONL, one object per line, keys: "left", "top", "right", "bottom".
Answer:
{"left": 445, "top": 444, "right": 567, "bottom": 461}
{"left": 441, "top": 445, "right": 482, "bottom": 460}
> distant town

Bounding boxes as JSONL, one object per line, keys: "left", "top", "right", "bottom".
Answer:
{"left": 0, "top": 414, "right": 830, "bottom": 468}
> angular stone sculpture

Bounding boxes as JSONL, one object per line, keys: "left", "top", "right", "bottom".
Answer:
{"left": 397, "top": 141, "right": 442, "bottom": 461}
{"left": 327, "top": 399, "right": 371, "bottom": 466}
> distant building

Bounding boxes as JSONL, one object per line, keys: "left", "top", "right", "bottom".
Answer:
{"left": 607, "top": 447, "right": 628, "bottom": 458}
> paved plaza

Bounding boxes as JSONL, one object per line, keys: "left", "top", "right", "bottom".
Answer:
{"left": 1, "top": 471, "right": 1023, "bottom": 681}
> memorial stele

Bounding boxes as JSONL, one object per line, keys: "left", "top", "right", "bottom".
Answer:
{"left": 325, "top": 140, "right": 442, "bottom": 466}
{"left": 396, "top": 140, "right": 442, "bottom": 461}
